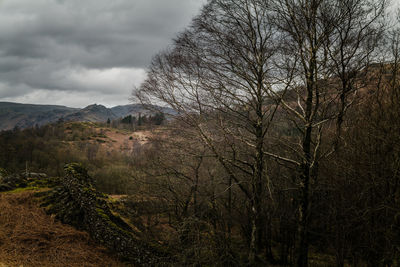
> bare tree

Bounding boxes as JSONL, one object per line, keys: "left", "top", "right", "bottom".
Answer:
{"left": 135, "top": 0, "right": 387, "bottom": 265}
{"left": 136, "top": 0, "right": 281, "bottom": 264}
{"left": 269, "top": 0, "right": 386, "bottom": 265}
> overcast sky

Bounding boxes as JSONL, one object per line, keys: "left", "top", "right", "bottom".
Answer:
{"left": 0, "top": 0, "right": 205, "bottom": 108}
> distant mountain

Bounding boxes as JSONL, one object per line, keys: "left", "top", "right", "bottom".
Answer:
{"left": 0, "top": 102, "right": 175, "bottom": 131}
{"left": 0, "top": 102, "right": 77, "bottom": 131}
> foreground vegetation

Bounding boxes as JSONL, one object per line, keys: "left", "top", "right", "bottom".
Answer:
{"left": 0, "top": 190, "right": 121, "bottom": 267}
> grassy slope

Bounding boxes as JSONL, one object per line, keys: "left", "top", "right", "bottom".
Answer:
{"left": 0, "top": 190, "right": 124, "bottom": 267}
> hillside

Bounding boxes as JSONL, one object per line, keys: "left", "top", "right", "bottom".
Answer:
{"left": 0, "top": 121, "right": 155, "bottom": 195}
{"left": 0, "top": 102, "right": 175, "bottom": 131}
{"left": 63, "top": 104, "right": 118, "bottom": 123}
{"left": 0, "top": 159, "right": 170, "bottom": 266}
{"left": 0, "top": 102, "right": 77, "bottom": 131}
{"left": 0, "top": 190, "right": 122, "bottom": 267}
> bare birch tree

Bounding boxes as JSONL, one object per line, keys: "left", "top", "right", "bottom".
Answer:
{"left": 269, "top": 0, "right": 386, "bottom": 265}
{"left": 136, "top": 0, "right": 281, "bottom": 264}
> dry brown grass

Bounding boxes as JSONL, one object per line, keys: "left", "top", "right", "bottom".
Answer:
{"left": 100, "top": 128, "right": 151, "bottom": 153}
{"left": 0, "top": 191, "right": 125, "bottom": 267}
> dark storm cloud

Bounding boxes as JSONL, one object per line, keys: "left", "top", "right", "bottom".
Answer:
{"left": 0, "top": 0, "right": 205, "bottom": 107}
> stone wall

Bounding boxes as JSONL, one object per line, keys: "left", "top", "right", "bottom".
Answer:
{"left": 40, "top": 163, "right": 171, "bottom": 266}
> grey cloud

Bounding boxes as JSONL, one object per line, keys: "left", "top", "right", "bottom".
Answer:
{"left": 0, "top": 0, "right": 203, "bottom": 68}
{"left": 0, "top": 0, "right": 205, "bottom": 107}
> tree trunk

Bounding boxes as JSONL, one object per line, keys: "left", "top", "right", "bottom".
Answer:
{"left": 297, "top": 163, "right": 310, "bottom": 267}
{"left": 249, "top": 205, "right": 258, "bottom": 265}
{"left": 249, "top": 105, "right": 266, "bottom": 265}
{"left": 297, "top": 94, "right": 313, "bottom": 266}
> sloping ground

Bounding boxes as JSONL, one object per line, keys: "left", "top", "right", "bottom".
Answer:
{"left": 62, "top": 122, "right": 151, "bottom": 154}
{"left": 0, "top": 191, "right": 123, "bottom": 267}
{"left": 0, "top": 102, "right": 77, "bottom": 131}
{"left": 100, "top": 129, "right": 151, "bottom": 152}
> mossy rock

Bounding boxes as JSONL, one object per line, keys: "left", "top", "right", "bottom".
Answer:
{"left": 0, "top": 173, "right": 26, "bottom": 192}
{"left": 0, "top": 170, "right": 57, "bottom": 193}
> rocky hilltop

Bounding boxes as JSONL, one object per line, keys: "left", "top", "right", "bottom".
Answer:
{"left": 63, "top": 104, "right": 117, "bottom": 123}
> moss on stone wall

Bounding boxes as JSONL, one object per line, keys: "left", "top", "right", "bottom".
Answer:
{"left": 38, "top": 163, "right": 171, "bottom": 266}
{"left": 0, "top": 171, "right": 57, "bottom": 192}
